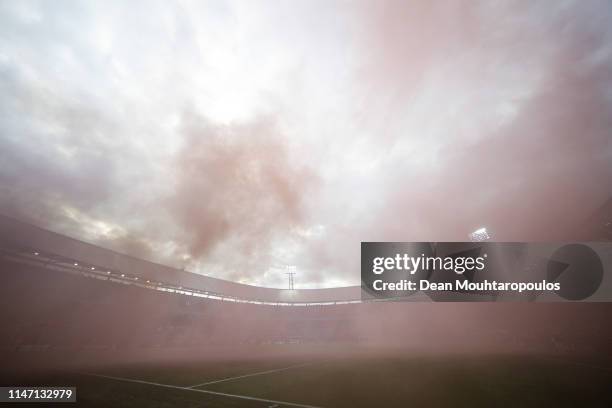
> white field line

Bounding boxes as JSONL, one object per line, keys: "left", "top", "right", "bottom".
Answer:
{"left": 187, "top": 362, "right": 315, "bottom": 388}
{"left": 82, "top": 372, "right": 323, "bottom": 408}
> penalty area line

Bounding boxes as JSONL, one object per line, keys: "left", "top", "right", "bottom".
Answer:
{"left": 81, "top": 372, "right": 323, "bottom": 408}
{"left": 187, "top": 362, "right": 315, "bottom": 388}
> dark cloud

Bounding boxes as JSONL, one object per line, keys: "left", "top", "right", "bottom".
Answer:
{"left": 0, "top": 61, "right": 117, "bottom": 227}
{"left": 0, "top": 53, "right": 159, "bottom": 261}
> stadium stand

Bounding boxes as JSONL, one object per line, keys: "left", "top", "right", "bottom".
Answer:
{"left": 1, "top": 213, "right": 611, "bottom": 356}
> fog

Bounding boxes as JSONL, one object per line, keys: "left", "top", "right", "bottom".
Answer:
{"left": 1, "top": 1, "right": 611, "bottom": 287}
{"left": 2, "top": 255, "right": 611, "bottom": 382}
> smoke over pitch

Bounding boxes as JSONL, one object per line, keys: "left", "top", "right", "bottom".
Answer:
{"left": 0, "top": 0, "right": 611, "bottom": 287}
{"left": 170, "top": 114, "right": 316, "bottom": 282}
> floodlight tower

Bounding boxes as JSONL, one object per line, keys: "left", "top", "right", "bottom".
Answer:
{"left": 284, "top": 265, "right": 297, "bottom": 290}
{"left": 469, "top": 227, "right": 492, "bottom": 242}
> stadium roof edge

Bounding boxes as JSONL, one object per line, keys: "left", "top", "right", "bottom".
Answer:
{"left": 0, "top": 214, "right": 366, "bottom": 303}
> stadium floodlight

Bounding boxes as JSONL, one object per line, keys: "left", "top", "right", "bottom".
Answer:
{"left": 469, "top": 227, "right": 491, "bottom": 242}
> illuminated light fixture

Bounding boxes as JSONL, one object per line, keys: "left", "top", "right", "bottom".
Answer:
{"left": 106, "top": 271, "right": 111, "bottom": 274}
{"left": 91, "top": 267, "right": 95, "bottom": 270}
{"left": 469, "top": 227, "right": 491, "bottom": 242}
{"left": 134, "top": 277, "right": 138, "bottom": 280}
{"left": 146, "top": 280, "right": 150, "bottom": 283}
{"left": 34, "top": 252, "right": 39, "bottom": 256}
{"left": 74, "top": 263, "right": 78, "bottom": 266}
{"left": 121, "top": 274, "right": 125, "bottom": 277}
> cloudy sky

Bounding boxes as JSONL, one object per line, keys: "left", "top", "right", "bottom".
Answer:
{"left": 1, "top": 0, "right": 611, "bottom": 288}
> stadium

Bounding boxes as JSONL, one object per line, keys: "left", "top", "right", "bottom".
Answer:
{"left": 2, "top": 1, "right": 612, "bottom": 406}
{"left": 1, "top": 213, "right": 612, "bottom": 407}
